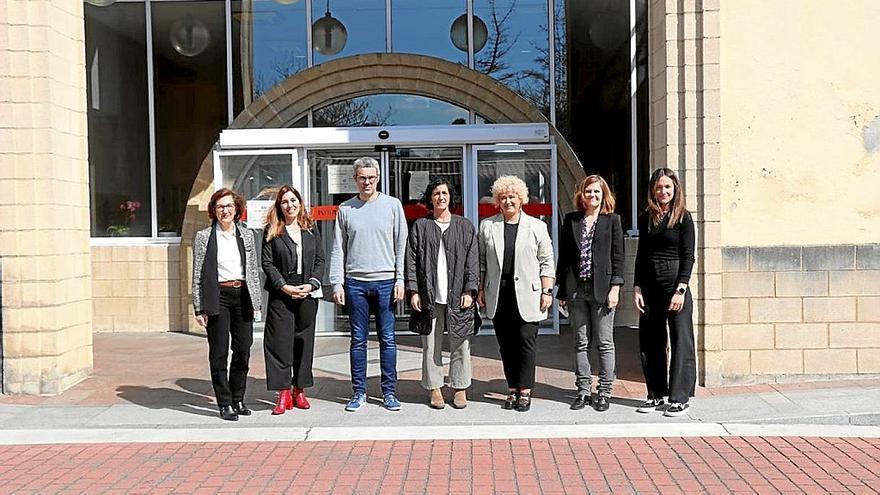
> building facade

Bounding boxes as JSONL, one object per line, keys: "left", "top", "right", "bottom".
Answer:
{"left": 0, "top": 0, "right": 878, "bottom": 394}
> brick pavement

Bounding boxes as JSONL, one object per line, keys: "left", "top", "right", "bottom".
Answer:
{"left": 1, "top": 436, "right": 878, "bottom": 494}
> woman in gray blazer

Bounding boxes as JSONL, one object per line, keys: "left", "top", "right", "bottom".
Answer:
{"left": 477, "top": 175, "right": 555, "bottom": 412}
{"left": 192, "top": 188, "right": 262, "bottom": 421}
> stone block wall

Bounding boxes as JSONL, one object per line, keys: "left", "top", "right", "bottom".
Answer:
{"left": 0, "top": 1, "right": 93, "bottom": 394}
{"left": 91, "top": 245, "right": 184, "bottom": 332}
{"left": 717, "top": 245, "right": 880, "bottom": 383}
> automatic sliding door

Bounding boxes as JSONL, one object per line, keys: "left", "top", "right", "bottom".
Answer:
{"left": 388, "top": 147, "right": 464, "bottom": 326}
{"left": 214, "top": 150, "right": 299, "bottom": 334}
{"left": 473, "top": 145, "right": 559, "bottom": 333}
{"left": 307, "top": 148, "right": 382, "bottom": 333}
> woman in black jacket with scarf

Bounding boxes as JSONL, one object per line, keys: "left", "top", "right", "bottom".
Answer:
{"left": 405, "top": 177, "right": 479, "bottom": 409}
{"left": 556, "top": 175, "right": 625, "bottom": 412}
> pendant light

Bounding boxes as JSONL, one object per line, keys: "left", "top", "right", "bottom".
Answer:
{"left": 170, "top": 14, "right": 211, "bottom": 57}
{"left": 450, "top": 13, "right": 488, "bottom": 53}
{"left": 312, "top": 0, "right": 347, "bottom": 56}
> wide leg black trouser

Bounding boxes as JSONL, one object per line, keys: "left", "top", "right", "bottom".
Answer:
{"left": 492, "top": 283, "right": 539, "bottom": 390}
{"left": 638, "top": 282, "right": 696, "bottom": 404}
{"left": 206, "top": 286, "right": 254, "bottom": 407}
{"left": 263, "top": 294, "right": 318, "bottom": 391}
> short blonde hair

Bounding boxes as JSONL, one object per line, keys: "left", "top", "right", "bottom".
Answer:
{"left": 490, "top": 175, "right": 529, "bottom": 207}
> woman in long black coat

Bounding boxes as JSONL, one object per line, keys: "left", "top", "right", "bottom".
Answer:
{"left": 262, "top": 185, "right": 325, "bottom": 415}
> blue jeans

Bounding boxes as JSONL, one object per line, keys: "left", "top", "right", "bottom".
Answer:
{"left": 345, "top": 278, "right": 398, "bottom": 395}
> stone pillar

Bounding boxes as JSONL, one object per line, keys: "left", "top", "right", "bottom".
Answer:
{"left": 648, "top": 0, "right": 723, "bottom": 385}
{"left": 0, "top": 0, "right": 93, "bottom": 394}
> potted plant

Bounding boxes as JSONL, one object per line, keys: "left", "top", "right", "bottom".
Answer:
{"left": 106, "top": 199, "right": 141, "bottom": 237}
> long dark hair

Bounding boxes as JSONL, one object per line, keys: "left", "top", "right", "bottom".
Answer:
{"left": 421, "top": 176, "right": 461, "bottom": 211}
{"left": 647, "top": 168, "right": 687, "bottom": 227}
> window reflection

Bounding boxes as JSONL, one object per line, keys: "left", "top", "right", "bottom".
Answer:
{"left": 392, "top": 0, "right": 466, "bottom": 65}
{"left": 85, "top": 2, "right": 152, "bottom": 237}
{"left": 153, "top": 1, "right": 227, "bottom": 235}
{"left": 473, "top": 0, "right": 550, "bottom": 121}
{"left": 313, "top": 94, "right": 472, "bottom": 127}
{"left": 231, "top": 0, "right": 308, "bottom": 114}
{"left": 311, "top": 0, "right": 385, "bottom": 64}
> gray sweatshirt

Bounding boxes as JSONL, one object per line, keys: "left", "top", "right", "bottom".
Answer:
{"left": 329, "top": 192, "right": 408, "bottom": 292}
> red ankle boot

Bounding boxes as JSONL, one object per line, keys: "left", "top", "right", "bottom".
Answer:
{"left": 292, "top": 387, "right": 311, "bottom": 409}
{"left": 272, "top": 389, "right": 292, "bottom": 415}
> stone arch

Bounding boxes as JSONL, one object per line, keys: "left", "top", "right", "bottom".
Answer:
{"left": 178, "top": 53, "right": 585, "bottom": 330}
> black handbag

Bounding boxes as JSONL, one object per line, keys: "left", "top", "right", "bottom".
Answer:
{"left": 408, "top": 304, "right": 434, "bottom": 335}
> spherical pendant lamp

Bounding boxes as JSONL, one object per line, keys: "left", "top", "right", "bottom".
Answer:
{"left": 450, "top": 14, "right": 488, "bottom": 53}
{"left": 312, "top": 1, "right": 347, "bottom": 56}
{"left": 85, "top": 0, "right": 116, "bottom": 6}
{"left": 170, "top": 14, "right": 211, "bottom": 57}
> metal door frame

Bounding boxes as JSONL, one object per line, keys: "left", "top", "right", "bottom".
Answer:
{"left": 470, "top": 143, "right": 559, "bottom": 334}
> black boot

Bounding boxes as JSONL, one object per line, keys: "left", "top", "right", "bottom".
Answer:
{"left": 219, "top": 405, "right": 239, "bottom": 421}
{"left": 232, "top": 401, "right": 252, "bottom": 416}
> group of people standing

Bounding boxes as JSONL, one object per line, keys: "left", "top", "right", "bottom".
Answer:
{"left": 191, "top": 157, "right": 696, "bottom": 421}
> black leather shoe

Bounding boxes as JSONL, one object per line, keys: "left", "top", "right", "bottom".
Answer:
{"left": 515, "top": 393, "right": 531, "bottom": 412}
{"left": 570, "top": 394, "right": 592, "bottom": 410}
{"left": 232, "top": 401, "right": 252, "bottom": 416}
{"left": 219, "top": 405, "right": 239, "bottom": 421}
{"left": 502, "top": 391, "right": 519, "bottom": 410}
{"left": 594, "top": 396, "right": 610, "bottom": 412}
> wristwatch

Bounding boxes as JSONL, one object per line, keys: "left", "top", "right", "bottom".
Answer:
{"left": 676, "top": 286, "right": 687, "bottom": 295}
{"left": 541, "top": 288, "right": 553, "bottom": 295}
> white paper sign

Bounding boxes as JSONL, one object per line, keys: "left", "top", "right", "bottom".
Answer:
{"left": 327, "top": 165, "right": 358, "bottom": 194}
{"left": 245, "top": 199, "right": 274, "bottom": 229}
{"left": 408, "top": 171, "right": 430, "bottom": 200}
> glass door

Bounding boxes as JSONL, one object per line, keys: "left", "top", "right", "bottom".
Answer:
{"left": 306, "top": 148, "right": 383, "bottom": 333}
{"left": 387, "top": 146, "right": 466, "bottom": 326}
{"left": 470, "top": 144, "right": 559, "bottom": 334}
{"left": 214, "top": 149, "right": 302, "bottom": 334}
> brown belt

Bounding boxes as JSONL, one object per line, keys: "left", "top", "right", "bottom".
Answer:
{"left": 218, "top": 280, "right": 243, "bottom": 288}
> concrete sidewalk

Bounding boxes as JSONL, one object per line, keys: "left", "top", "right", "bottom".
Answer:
{"left": 1, "top": 332, "right": 879, "bottom": 444}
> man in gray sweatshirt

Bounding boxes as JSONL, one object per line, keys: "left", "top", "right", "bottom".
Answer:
{"left": 330, "top": 157, "right": 408, "bottom": 412}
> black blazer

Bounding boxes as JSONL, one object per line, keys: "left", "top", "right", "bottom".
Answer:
{"left": 556, "top": 211, "right": 625, "bottom": 304}
{"left": 261, "top": 227, "right": 325, "bottom": 295}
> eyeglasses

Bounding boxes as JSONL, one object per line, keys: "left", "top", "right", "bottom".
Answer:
{"left": 356, "top": 175, "right": 379, "bottom": 184}
{"left": 215, "top": 204, "right": 236, "bottom": 211}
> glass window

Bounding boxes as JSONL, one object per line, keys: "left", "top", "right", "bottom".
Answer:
{"left": 477, "top": 148, "right": 552, "bottom": 225}
{"left": 473, "top": 0, "right": 550, "bottom": 121}
{"left": 563, "top": 0, "right": 648, "bottom": 229}
{"left": 231, "top": 0, "right": 309, "bottom": 115}
{"left": 392, "top": 0, "right": 466, "bottom": 64}
{"left": 311, "top": 0, "right": 385, "bottom": 65}
{"left": 313, "top": 94, "right": 471, "bottom": 127}
{"left": 85, "top": 2, "right": 151, "bottom": 237}
{"left": 152, "top": 1, "right": 227, "bottom": 236}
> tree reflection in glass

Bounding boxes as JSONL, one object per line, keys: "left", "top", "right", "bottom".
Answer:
{"left": 313, "top": 94, "right": 473, "bottom": 127}
{"left": 473, "top": 0, "right": 554, "bottom": 123}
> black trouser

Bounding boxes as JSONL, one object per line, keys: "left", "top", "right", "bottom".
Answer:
{"left": 263, "top": 279, "right": 318, "bottom": 390}
{"left": 206, "top": 286, "right": 254, "bottom": 407}
{"left": 638, "top": 260, "right": 696, "bottom": 404}
{"left": 492, "top": 282, "right": 539, "bottom": 390}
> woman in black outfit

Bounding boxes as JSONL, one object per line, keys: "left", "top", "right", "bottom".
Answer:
{"left": 262, "top": 185, "right": 325, "bottom": 415}
{"left": 633, "top": 168, "right": 696, "bottom": 417}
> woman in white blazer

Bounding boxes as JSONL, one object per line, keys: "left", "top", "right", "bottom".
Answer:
{"left": 477, "top": 175, "right": 555, "bottom": 412}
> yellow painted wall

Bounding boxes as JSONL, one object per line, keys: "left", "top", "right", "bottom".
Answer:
{"left": 721, "top": 0, "right": 880, "bottom": 246}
